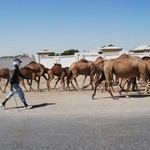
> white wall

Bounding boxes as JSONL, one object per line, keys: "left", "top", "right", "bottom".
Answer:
{"left": 1, "top": 52, "right": 150, "bottom": 69}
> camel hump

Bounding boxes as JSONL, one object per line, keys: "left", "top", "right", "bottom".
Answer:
{"left": 95, "top": 56, "right": 103, "bottom": 61}
{"left": 78, "top": 59, "right": 88, "bottom": 63}
{"left": 30, "top": 61, "right": 36, "bottom": 63}
{"left": 117, "top": 54, "right": 130, "bottom": 59}
{"left": 54, "top": 63, "right": 62, "bottom": 67}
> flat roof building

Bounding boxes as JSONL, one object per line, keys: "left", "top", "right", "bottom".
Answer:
{"left": 99, "top": 44, "right": 122, "bottom": 54}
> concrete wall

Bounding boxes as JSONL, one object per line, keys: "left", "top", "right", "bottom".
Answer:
{"left": 1, "top": 52, "right": 150, "bottom": 69}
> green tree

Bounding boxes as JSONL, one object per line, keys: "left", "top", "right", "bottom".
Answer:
{"left": 61, "top": 49, "right": 79, "bottom": 55}
{"left": 48, "top": 52, "right": 55, "bottom": 56}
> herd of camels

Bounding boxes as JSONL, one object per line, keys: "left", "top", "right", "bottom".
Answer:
{"left": 0, "top": 53, "right": 150, "bottom": 100}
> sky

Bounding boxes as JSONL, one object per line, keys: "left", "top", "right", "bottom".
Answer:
{"left": 0, "top": 0, "right": 150, "bottom": 57}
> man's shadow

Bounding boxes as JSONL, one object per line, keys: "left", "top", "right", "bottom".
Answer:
{"left": 31, "top": 103, "right": 56, "bottom": 109}
{"left": 5, "top": 103, "right": 56, "bottom": 110}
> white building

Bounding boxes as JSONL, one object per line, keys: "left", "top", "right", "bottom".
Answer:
{"left": 130, "top": 45, "right": 150, "bottom": 53}
{"left": 99, "top": 44, "right": 123, "bottom": 55}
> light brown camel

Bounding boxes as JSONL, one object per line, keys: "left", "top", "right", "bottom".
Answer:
{"left": 142, "top": 56, "right": 150, "bottom": 80}
{"left": 93, "top": 57, "right": 117, "bottom": 92}
{"left": 24, "top": 61, "right": 48, "bottom": 90}
{"left": 0, "top": 68, "right": 10, "bottom": 92}
{"left": 92, "top": 54, "right": 148, "bottom": 99}
{"left": 66, "top": 59, "right": 96, "bottom": 90}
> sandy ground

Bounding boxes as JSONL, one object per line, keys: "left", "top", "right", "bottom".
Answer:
{"left": 0, "top": 76, "right": 150, "bottom": 149}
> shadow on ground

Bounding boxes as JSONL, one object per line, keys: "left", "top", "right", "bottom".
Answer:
{"left": 5, "top": 103, "right": 56, "bottom": 110}
{"left": 32, "top": 103, "right": 56, "bottom": 109}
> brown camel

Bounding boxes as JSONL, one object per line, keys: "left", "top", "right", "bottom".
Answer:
{"left": 142, "top": 56, "right": 150, "bottom": 80}
{"left": 66, "top": 59, "right": 96, "bottom": 90}
{"left": 92, "top": 54, "right": 148, "bottom": 99}
{"left": 47, "top": 63, "right": 63, "bottom": 91}
{"left": 0, "top": 68, "right": 10, "bottom": 92}
{"left": 25, "top": 61, "right": 48, "bottom": 90}
{"left": 93, "top": 57, "right": 117, "bottom": 92}
{"left": 93, "top": 56, "right": 107, "bottom": 82}
{"left": 47, "top": 63, "right": 76, "bottom": 91}
{"left": 20, "top": 67, "right": 37, "bottom": 91}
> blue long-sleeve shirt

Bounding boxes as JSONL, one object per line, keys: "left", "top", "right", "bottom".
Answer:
{"left": 10, "top": 66, "right": 27, "bottom": 85}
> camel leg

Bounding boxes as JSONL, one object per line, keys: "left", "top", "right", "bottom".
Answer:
{"left": 118, "top": 78, "right": 128, "bottom": 95}
{"left": 42, "top": 74, "right": 48, "bottom": 80}
{"left": 60, "top": 76, "right": 66, "bottom": 90}
{"left": 3, "top": 79, "right": 9, "bottom": 93}
{"left": 131, "top": 77, "right": 141, "bottom": 94}
{"left": 26, "top": 79, "right": 34, "bottom": 91}
{"left": 37, "top": 76, "right": 41, "bottom": 90}
{"left": 33, "top": 76, "right": 40, "bottom": 91}
{"left": 46, "top": 74, "right": 54, "bottom": 91}
{"left": 67, "top": 75, "right": 79, "bottom": 90}
{"left": 107, "top": 82, "right": 118, "bottom": 100}
{"left": 125, "top": 78, "right": 138, "bottom": 98}
{"left": 0, "top": 78, "right": 4, "bottom": 92}
{"left": 47, "top": 78, "right": 51, "bottom": 91}
{"left": 66, "top": 78, "right": 77, "bottom": 90}
{"left": 101, "top": 81, "right": 106, "bottom": 92}
{"left": 81, "top": 75, "right": 87, "bottom": 89}
{"left": 92, "top": 72, "right": 105, "bottom": 99}
{"left": 83, "top": 75, "right": 94, "bottom": 90}
{"left": 0, "top": 78, "right": 4, "bottom": 93}
{"left": 90, "top": 75, "right": 95, "bottom": 90}
{"left": 105, "top": 74, "right": 119, "bottom": 100}
{"left": 73, "top": 76, "right": 79, "bottom": 89}
{"left": 53, "top": 77, "right": 60, "bottom": 89}
{"left": 0, "top": 86, "right": 3, "bottom": 92}
{"left": 21, "top": 79, "right": 28, "bottom": 91}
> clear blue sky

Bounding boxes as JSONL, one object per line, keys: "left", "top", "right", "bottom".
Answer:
{"left": 0, "top": 0, "right": 150, "bottom": 56}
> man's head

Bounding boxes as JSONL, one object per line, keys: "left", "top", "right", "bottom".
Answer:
{"left": 13, "top": 58, "right": 22, "bottom": 68}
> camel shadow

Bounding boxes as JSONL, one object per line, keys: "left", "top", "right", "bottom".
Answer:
{"left": 92, "top": 93, "right": 150, "bottom": 100}
{"left": 119, "top": 94, "right": 150, "bottom": 99}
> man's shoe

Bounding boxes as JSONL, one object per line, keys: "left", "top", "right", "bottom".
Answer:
{"left": 0, "top": 103, "right": 5, "bottom": 109}
{"left": 26, "top": 105, "right": 33, "bottom": 109}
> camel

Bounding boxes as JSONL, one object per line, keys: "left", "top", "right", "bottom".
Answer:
{"left": 92, "top": 54, "right": 148, "bottom": 99}
{"left": 20, "top": 67, "right": 37, "bottom": 91}
{"left": 93, "top": 57, "right": 117, "bottom": 92}
{"left": 66, "top": 59, "right": 96, "bottom": 90}
{"left": 93, "top": 56, "right": 106, "bottom": 82}
{"left": 0, "top": 68, "right": 10, "bottom": 92}
{"left": 46, "top": 63, "right": 76, "bottom": 91}
{"left": 24, "top": 61, "right": 48, "bottom": 90}
{"left": 142, "top": 56, "right": 150, "bottom": 80}
{"left": 47, "top": 63, "right": 64, "bottom": 91}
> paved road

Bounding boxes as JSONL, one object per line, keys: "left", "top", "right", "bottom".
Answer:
{"left": 0, "top": 89, "right": 150, "bottom": 150}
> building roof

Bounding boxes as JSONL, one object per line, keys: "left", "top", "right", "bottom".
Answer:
{"left": 133, "top": 45, "right": 150, "bottom": 51}
{"left": 37, "top": 49, "right": 53, "bottom": 54}
{"left": 100, "top": 44, "right": 122, "bottom": 50}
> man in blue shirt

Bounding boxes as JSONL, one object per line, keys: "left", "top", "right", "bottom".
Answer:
{"left": 1, "top": 58, "right": 32, "bottom": 109}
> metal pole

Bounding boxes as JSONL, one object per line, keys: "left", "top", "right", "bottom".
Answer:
{"left": 14, "top": 95, "right": 19, "bottom": 112}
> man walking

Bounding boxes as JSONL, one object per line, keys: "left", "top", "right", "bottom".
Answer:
{"left": 0, "top": 58, "right": 32, "bottom": 109}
